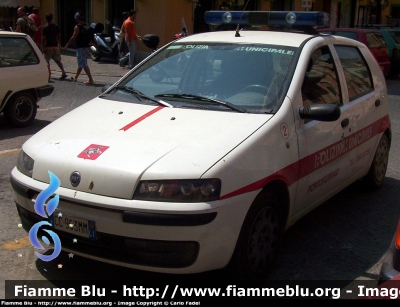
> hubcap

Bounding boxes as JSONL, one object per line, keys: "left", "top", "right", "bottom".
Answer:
{"left": 247, "top": 206, "right": 279, "bottom": 273}
{"left": 374, "top": 137, "right": 389, "bottom": 182}
{"left": 15, "top": 97, "right": 33, "bottom": 122}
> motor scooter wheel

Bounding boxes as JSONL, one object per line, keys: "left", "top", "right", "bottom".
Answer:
{"left": 149, "top": 68, "right": 165, "bottom": 83}
{"left": 89, "top": 42, "right": 102, "bottom": 62}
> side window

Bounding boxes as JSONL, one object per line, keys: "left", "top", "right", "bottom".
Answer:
{"left": 366, "top": 32, "right": 386, "bottom": 48}
{"left": 0, "top": 37, "right": 39, "bottom": 67}
{"left": 334, "top": 45, "right": 374, "bottom": 102}
{"left": 301, "top": 46, "right": 341, "bottom": 108}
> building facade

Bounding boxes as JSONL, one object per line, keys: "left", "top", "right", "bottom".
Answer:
{"left": 1, "top": 0, "right": 400, "bottom": 58}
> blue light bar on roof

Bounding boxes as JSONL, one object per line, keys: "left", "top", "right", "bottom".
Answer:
{"left": 205, "top": 11, "right": 249, "bottom": 25}
{"left": 204, "top": 11, "right": 330, "bottom": 28}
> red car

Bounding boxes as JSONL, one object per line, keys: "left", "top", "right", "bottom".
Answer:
{"left": 319, "top": 28, "right": 391, "bottom": 76}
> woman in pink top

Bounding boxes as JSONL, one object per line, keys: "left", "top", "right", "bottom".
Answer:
{"left": 29, "top": 7, "right": 43, "bottom": 50}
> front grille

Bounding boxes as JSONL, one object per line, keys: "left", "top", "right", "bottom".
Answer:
{"left": 16, "top": 203, "right": 199, "bottom": 268}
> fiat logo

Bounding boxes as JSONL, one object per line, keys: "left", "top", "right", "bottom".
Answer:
{"left": 70, "top": 171, "right": 81, "bottom": 187}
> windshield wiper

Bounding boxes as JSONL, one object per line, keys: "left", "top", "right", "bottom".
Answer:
{"left": 154, "top": 93, "right": 246, "bottom": 113}
{"left": 115, "top": 86, "right": 173, "bottom": 108}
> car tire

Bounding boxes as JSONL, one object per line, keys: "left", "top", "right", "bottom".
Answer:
{"left": 364, "top": 133, "right": 390, "bottom": 189}
{"left": 4, "top": 92, "right": 37, "bottom": 128}
{"left": 227, "top": 190, "right": 284, "bottom": 280}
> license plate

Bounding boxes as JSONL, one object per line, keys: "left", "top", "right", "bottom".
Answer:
{"left": 51, "top": 211, "right": 96, "bottom": 240}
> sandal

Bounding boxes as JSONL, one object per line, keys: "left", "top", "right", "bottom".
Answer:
{"left": 71, "top": 77, "right": 77, "bottom": 82}
{"left": 84, "top": 81, "right": 94, "bottom": 85}
{"left": 59, "top": 74, "right": 68, "bottom": 80}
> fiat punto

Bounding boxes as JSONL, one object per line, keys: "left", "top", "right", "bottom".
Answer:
{"left": 11, "top": 11, "right": 391, "bottom": 279}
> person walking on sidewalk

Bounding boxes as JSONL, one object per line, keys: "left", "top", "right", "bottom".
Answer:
{"left": 123, "top": 10, "right": 141, "bottom": 69}
{"left": 29, "top": 7, "right": 42, "bottom": 50}
{"left": 42, "top": 13, "right": 67, "bottom": 82}
{"left": 64, "top": 12, "right": 94, "bottom": 85}
{"left": 15, "top": 7, "right": 30, "bottom": 35}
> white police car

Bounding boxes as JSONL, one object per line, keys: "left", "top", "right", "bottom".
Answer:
{"left": 11, "top": 11, "right": 391, "bottom": 279}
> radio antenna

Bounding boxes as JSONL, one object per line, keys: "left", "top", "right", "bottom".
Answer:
{"left": 235, "top": 0, "right": 250, "bottom": 37}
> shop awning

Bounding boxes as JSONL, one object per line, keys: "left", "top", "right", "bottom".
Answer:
{"left": 0, "top": 0, "right": 40, "bottom": 7}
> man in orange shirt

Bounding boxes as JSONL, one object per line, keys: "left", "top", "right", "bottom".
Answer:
{"left": 119, "top": 12, "right": 129, "bottom": 60}
{"left": 124, "top": 10, "right": 141, "bottom": 69}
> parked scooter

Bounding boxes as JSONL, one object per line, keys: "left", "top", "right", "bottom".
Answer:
{"left": 89, "top": 20, "right": 120, "bottom": 63}
{"left": 173, "top": 27, "right": 189, "bottom": 40}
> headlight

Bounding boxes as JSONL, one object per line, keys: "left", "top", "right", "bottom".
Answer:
{"left": 17, "top": 150, "right": 34, "bottom": 178}
{"left": 133, "top": 179, "right": 221, "bottom": 202}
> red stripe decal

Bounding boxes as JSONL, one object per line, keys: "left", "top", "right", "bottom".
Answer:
{"left": 220, "top": 115, "right": 390, "bottom": 200}
{"left": 219, "top": 163, "right": 299, "bottom": 200}
{"left": 119, "top": 106, "right": 164, "bottom": 131}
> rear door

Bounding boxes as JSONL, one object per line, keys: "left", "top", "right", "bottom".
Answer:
{"left": 365, "top": 31, "right": 390, "bottom": 73}
{"left": 332, "top": 43, "right": 387, "bottom": 177}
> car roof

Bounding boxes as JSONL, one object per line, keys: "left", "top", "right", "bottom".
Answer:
{"left": 175, "top": 30, "right": 320, "bottom": 47}
{"left": 0, "top": 31, "right": 27, "bottom": 37}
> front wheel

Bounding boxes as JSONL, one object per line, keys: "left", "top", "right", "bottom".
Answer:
{"left": 363, "top": 133, "right": 390, "bottom": 189}
{"left": 89, "top": 42, "right": 102, "bottom": 61}
{"left": 149, "top": 68, "right": 165, "bottom": 83}
{"left": 4, "top": 92, "right": 37, "bottom": 127}
{"left": 227, "top": 190, "right": 284, "bottom": 280}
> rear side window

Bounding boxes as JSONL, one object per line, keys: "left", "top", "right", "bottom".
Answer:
{"left": 366, "top": 32, "right": 386, "bottom": 48}
{"left": 387, "top": 30, "right": 400, "bottom": 44}
{"left": 0, "top": 37, "right": 39, "bottom": 67}
{"left": 334, "top": 45, "right": 373, "bottom": 102}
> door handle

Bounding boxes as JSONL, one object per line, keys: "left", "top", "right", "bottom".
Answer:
{"left": 341, "top": 118, "right": 349, "bottom": 128}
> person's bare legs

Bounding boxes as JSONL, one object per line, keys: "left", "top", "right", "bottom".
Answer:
{"left": 72, "top": 67, "right": 83, "bottom": 81}
{"left": 46, "top": 62, "right": 51, "bottom": 82}
{"left": 83, "top": 66, "right": 94, "bottom": 84}
{"left": 54, "top": 59, "right": 67, "bottom": 77}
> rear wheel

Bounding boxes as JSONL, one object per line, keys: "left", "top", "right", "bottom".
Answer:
{"left": 4, "top": 92, "right": 37, "bottom": 127}
{"left": 364, "top": 133, "right": 390, "bottom": 189}
{"left": 227, "top": 190, "right": 284, "bottom": 280}
{"left": 89, "top": 42, "right": 102, "bottom": 61}
{"left": 114, "top": 44, "right": 120, "bottom": 63}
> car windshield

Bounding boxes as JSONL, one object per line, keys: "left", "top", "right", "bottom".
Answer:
{"left": 107, "top": 42, "right": 297, "bottom": 114}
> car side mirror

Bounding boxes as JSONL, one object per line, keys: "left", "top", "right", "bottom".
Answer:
{"left": 299, "top": 104, "right": 341, "bottom": 122}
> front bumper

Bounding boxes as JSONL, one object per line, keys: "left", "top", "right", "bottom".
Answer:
{"left": 16, "top": 203, "right": 199, "bottom": 268}
{"left": 11, "top": 168, "right": 254, "bottom": 274}
{"left": 36, "top": 85, "right": 54, "bottom": 98}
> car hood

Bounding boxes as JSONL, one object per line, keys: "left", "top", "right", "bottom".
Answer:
{"left": 23, "top": 98, "right": 272, "bottom": 199}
